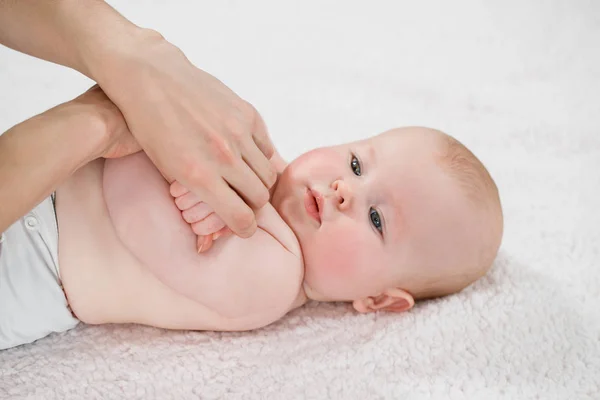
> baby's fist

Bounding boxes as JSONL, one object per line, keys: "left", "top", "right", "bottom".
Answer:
{"left": 169, "top": 181, "right": 232, "bottom": 252}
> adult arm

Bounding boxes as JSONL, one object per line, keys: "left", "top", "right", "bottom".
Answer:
{"left": 0, "top": 86, "right": 138, "bottom": 233}
{"left": 0, "top": 0, "right": 277, "bottom": 238}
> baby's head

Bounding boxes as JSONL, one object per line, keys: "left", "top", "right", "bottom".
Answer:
{"left": 271, "top": 127, "right": 503, "bottom": 313}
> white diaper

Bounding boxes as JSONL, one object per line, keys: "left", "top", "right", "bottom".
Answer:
{"left": 0, "top": 195, "right": 79, "bottom": 350}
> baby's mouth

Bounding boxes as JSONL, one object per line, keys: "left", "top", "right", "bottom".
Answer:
{"left": 304, "top": 188, "right": 322, "bottom": 224}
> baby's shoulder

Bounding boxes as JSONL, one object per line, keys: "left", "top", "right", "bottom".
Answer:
{"left": 254, "top": 203, "right": 302, "bottom": 260}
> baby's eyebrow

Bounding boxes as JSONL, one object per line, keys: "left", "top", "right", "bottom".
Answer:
{"left": 367, "top": 143, "right": 377, "bottom": 168}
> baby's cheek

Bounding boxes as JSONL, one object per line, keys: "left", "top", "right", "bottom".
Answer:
{"left": 291, "top": 148, "right": 341, "bottom": 178}
{"left": 314, "top": 231, "right": 363, "bottom": 279}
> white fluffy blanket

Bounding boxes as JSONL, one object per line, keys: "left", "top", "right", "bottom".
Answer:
{"left": 1, "top": 1, "right": 599, "bottom": 398}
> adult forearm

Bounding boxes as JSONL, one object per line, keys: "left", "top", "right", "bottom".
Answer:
{"left": 0, "top": 0, "right": 142, "bottom": 79}
{"left": 0, "top": 105, "right": 104, "bottom": 233}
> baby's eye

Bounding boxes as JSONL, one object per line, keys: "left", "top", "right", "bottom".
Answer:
{"left": 369, "top": 208, "right": 383, "bottom": 233}
{"left": 350, "top": 155, "right": 361, "bottom": 176}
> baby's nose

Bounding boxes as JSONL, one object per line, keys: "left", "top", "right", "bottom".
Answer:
{"left": 331, "top": 180, "right": 352, "bottom": 211}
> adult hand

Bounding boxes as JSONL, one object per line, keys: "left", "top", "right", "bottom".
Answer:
{"left": 93, "top": 31, "right": 277, "bottom": 238}
{"left": 0, "top": 1, "right": 276, "bottom": 238}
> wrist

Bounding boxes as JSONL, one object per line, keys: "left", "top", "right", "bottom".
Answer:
{"left": 83, "top": 27, "right": 171, "bottom": 91}
{"left": 51, "top": 102, "right": 109, "bottom": 163}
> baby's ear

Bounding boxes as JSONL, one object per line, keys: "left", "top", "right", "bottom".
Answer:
{"left": 352, "top": 288, "right": 414, "bottom": 313}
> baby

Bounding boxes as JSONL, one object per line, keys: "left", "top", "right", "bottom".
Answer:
{"left": 55, "top": 126, "right": 502, "bottom": 334}
{"left": 1, "top": 125, "right": 503, "bottom": 349}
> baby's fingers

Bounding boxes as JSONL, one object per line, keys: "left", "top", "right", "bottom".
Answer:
{"left": 175, "top": 190, "right": 205, "bottom": 211}
{"left": 182, "top": 202, "right": 214, "bottom": 224}
{"left": 169, "top": 180, "right": 189, "bottom": 197}
{"left": 212, "top": 226, "right": 233, "bottom": 240}
{"left": 190, "top": 213, "right": 226, "bottom": 236}
{"left": 196, "top": 227, "right": 233, "bottom": 253}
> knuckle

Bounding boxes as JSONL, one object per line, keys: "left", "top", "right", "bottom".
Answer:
{"left": 180, "top": 155, "right": 211, "bottom": 187}
{"left": 224, "top": 117, "right": 247, "bottom": 142}
{"left": 236, "top": 100, "right": 255, "bottom": 120}
{"left": 146, "top": 29, "right": 166, "bottom": 42}
{"left": 208, "top": 134, "right": 238, "bottom": 166}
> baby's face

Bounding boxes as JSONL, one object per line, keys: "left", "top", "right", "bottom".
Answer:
{"left": 271, "top": 127, "right": 480, "bottom": 308}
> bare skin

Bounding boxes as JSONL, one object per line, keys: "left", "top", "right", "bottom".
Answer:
{"left": 57, "top": 155, "right": 305, "bottom": 331}
{"left": 0, "top": 0, "right": 276, "bottom": 237}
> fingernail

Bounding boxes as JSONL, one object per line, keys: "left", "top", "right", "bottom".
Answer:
{"left": 197, "top": 236, "right": 206, "bottom": 253}
{"left": 213, "top": 231, "right": 222, "bottom": 240}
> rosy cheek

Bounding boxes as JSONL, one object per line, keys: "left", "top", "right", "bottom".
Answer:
{"left": 313, "top": 230, "right": 364, "bottom": 279}
{"left": 293, "top": 148, "right": 341, "bottom": 178}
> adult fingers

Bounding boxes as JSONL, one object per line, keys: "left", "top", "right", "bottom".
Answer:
{"left": 200, "top": 179, "right": 257, "bottom": 238}
{"left": 223, "top": 160, "right": 270, "bottom": 211}
{"left": 247, "top": 102, "right": 275, "bottom": 160}
{"left": 241, "top": 135, "right": 277, "bottom": 190}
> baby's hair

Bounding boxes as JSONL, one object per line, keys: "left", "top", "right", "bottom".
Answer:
{"left": 413, "top": 130, "right": 503, "bottom": 300}
{"left": 437, "top": 134, "right": 501, "bottom": 215}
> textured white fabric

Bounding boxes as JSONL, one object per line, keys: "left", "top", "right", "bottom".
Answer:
{"left": 1, "top": 0, "right": 599, "bottom": 398}
{"left": 0, "top": 196, "right": 79, "bottom": 350}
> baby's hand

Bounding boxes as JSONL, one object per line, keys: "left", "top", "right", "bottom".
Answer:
{"left": 170, "top": 181, "right": 232, "bottom": 253}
